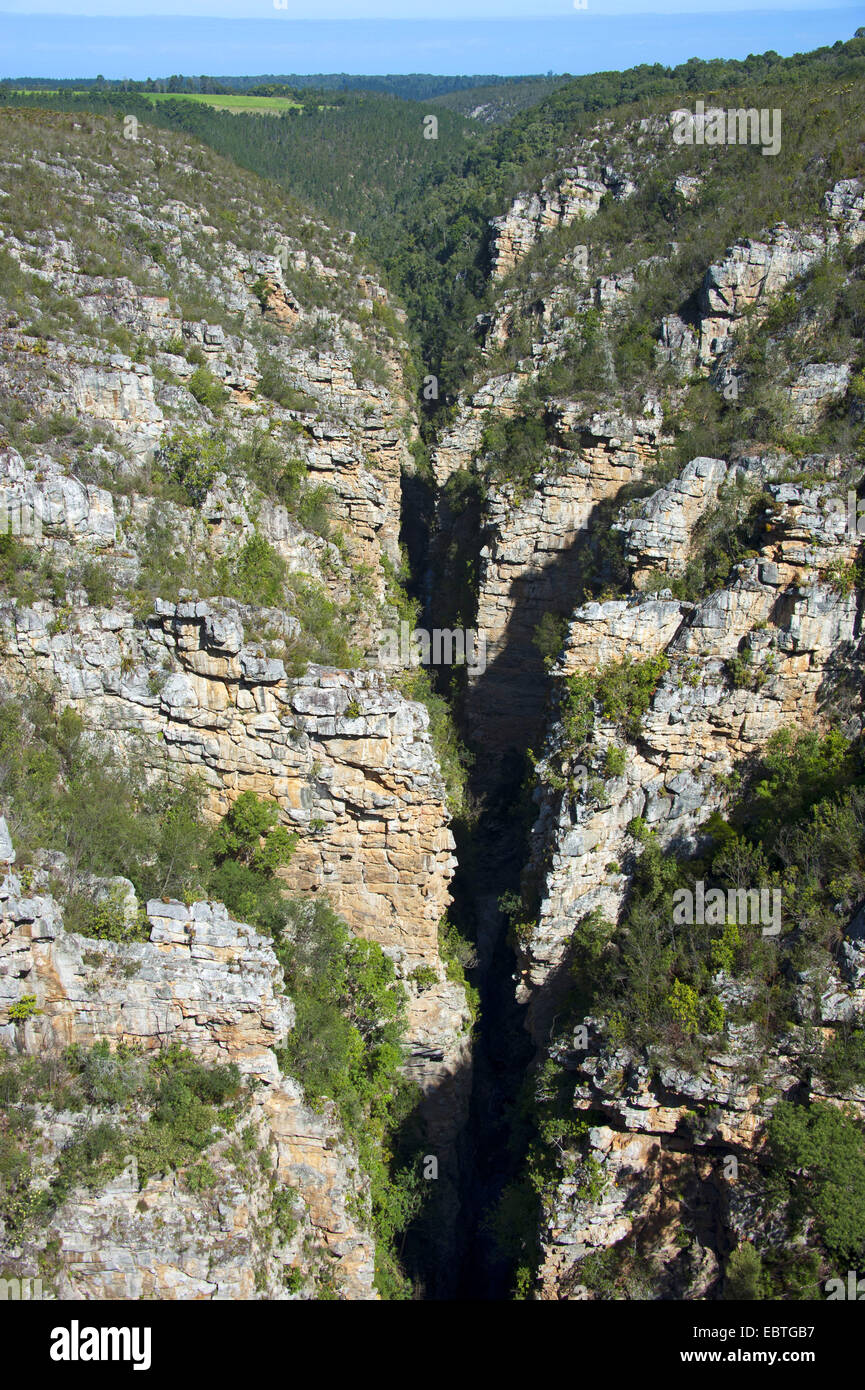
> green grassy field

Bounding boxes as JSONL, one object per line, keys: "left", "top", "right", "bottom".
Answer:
{"left": 146, "top": 92, "right": 302, "bottom": 113}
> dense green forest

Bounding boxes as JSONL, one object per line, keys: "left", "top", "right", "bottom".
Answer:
{"left": 385, "top": 32, "right": 865, "bottom": 400}
{"left": 0, "top": 84, "right": 478, "bottom": 276}
{"left": 6, "top": 33, "right": 863, "bottom": 404}
{"left": 428, "top": 75, "right": 571, "bottom": 123}
{"left": 0, "top": 72, "right": 565, "bottom": 101}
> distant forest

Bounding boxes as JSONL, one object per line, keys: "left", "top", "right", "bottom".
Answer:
{"left": 0, "top": 72, "right": 567, "bottom": 101}
{"left": 5, "top": 32, "right": 864, "bottom": 401}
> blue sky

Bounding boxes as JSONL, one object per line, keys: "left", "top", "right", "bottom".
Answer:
{"left": 1, "top": 0, "right": 861, "bottom": 13}
{"left": 0, "top": 3, "right": 862, "bottom": 78}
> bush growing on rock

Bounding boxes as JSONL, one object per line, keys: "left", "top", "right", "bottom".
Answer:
{"left": 275, "top": 894, "right": 423, "bottom": 1298}
{"left": 723, "top": 1244, "right": 767, "bottom": 1300}
{"left": 479, "top": 410, "right": 550, "bottom": 492}
{"left": 532, "top": 612, "right": 568, "bottom": 670}
{"left": 75, "top": 559, "right": 116, "bottom": 608}
{"left": 64, "top": 888, "right": 150, "bottom": 944}
{"left": 154, "top": 428, "right": 228, "bottom": 505}
{"left": 234, "top": 428, "right": 306, "bottom": 508}
{"left": 562, "top": 654, "right": 668, "bottom": 751}
{"left": 284, "top": 574, "right": 359, "bottom": 673}
{"left": 216, "top": 531, "right": 288, "bottom": 609}
{"left": 187, "top": 365, "right": 228, "bottom": 414}
{"left": 816, "top": 1028, "right": 865, "bottom": 1092}
{"left": 767, "top": 1101, "right": 865, "bottom": 1264}
{"left": 256, "top": 357, "right": 317, "bottom": 413}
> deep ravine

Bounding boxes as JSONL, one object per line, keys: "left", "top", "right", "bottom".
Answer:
{"left": 405, "top": 469, "right": 561, "bottom": 1300}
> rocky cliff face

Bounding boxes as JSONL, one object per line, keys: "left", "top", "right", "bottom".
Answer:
{"left": 0, "top": 109, "right": 470, "bottom": 1298}
{"left": 661, "top": 182, "right": 865, "bottom": 377}
{"left": 0, "top": 596, "right": 470, "bottom": 1114}
{"left": 3, "top": 80, "right": 865, "bottom": 1304}
{"left": 0, "top": 858, "right": 377, "bottom": 1300}
{"left": 426, "top": 96, "right": 865, "bottom": 1297}
{"left": 0, "top": 110, "right": 416, "bottom": 640}
{"left": 521, "top": 454, "right": 862, "bottom": 1025}
{"left": 490, "top": 160, "right": 636, "bottom": 279}
{"left": 536, "top": 981, "right": 865, "bottom": 1300}
{"left": 464, "top": 406, "right": 665, "bottom": 763}
{"left": 0, "top": 109, "right": 472, "bottom": 1103}
{"left": 513, "top": 451, "right": 865, "bottom": 1298}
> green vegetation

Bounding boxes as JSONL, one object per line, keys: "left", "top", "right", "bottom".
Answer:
{"left": 3, "top": 86, "right": 474, "bottom": 292}
{"left": 0, "top": 533, "right": 67, "bottom": 606}
{"left": 146, "top": 92, "right": 303, "bottom": 114}
{"left": 392, "top": 665, "right": 471, "bottom": 815}
{"left": 554, "top": 726, "right": 865, "bottom": 1053}
{"left": 0, "top": 693, "right": 206, "bottom": 902}
{"left": 387, "top": 36, "right": 865, "bottom": 401}
{"left": 532, "top": 612, "right": 568, "bottom": 671}
{"left": 603, "top": 744, "right": 627, "bottom": 778}
{"left": 767, "top": 1102, "right": 865, "bottom": 1265}
{"left": 0, "top": 1042, "right": 246, "bottom": 1234}
{"left": 208, "top": 789, "right": 297, "bottom": 933}
{"left": 154, "top": 429, "right": 228, "bottom": 506}
{"left": 816, "top": 1027, "right": 865, "bottom": 1093}
{"left": 508, "top": 723, "right": 865, "bottom": 1295}
{"left": 562, "top": 654, "right": 668, "bottom": 750}
{"left": 723, "top": 1244, "right": 769, "bottom": 1300}
{"left": 643, "top": 478, "right": 773, "bottom": 606}
{"left": 7, "top": 995, "right": 41, "bottom": 1022}
{"left": 13, "top": 38, "right": 865, "bottom": 415}
{"left": 63, "top": 888, "right": 150, "bottom": 944}
{"left": 479, "top": 411, "right": 551, "bottom": 492}
{"left": 438, "top": 916, "right": 480, "bottom": 1028}
{"left": 216, "top": 532, "right": 288, "bottom": 609}
{"left": 257, "top": 357, "right": 317, "bottom": 412}
{"left": 187, "top": 365, "right": 229, "bottom": 413}
{"left": 0, "top": 692, "right": 428, "bottom": 1295}
{"left": 6, "top": 33, "right": 865, "bottom": 1304}
{"left": 284, "top": 575, "right": 360, "bottom": 674}
{"left": 0, "top": 691, "right": 298, "bottom": 924}
{"left": 666, "top": 243, "right": 865, "bottom": 472}
{"left": 276, "top": 895, "right": 424, "bottom": 1298}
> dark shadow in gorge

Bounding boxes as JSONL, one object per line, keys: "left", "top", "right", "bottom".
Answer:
{"left": 399, "top": 470, "right": 436, "bottom": 613}
{"left": 419, "top": 476, "right": 651, "bottom": 1298}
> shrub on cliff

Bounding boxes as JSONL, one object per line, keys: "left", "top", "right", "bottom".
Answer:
{"left": 767, "top": 1101, "right": 865, "bottom": 1264}
{"left": 188, "top": 365, "right": 229, "bottom": 414}
{"left": 0, "top": 692, "right": 212, "bottom": 905}
{"left": 816, "top": 1028, "right": 865, "bottom": 1093}
{"left": 64, "top": 887, "right": 150, "bottom": 944}
{"left": 392, "top": 666, "right": 470, "bottom": 816}
{"left": 276, "top": 894, "right": 421, "bottom": 1298}
{"left": 562, "top": 653, "right": 668, "bottom": 750}
{"left": 284, "top": 574, "right": 359, "bottom": 673}
{"left": 215, "top": 531, "right": 288, "bottom": 608}
{"left": 479, "top": 410, "right": 550, "bottom": 492}
{"left": 233, "top": 428, "right": 305, "bottom": 508}
{"left": 532, "top": 612, "right": 568, "bottom": 671}
{"left": 154, "top": 428, "right": 228, "bottom": 505}
{"left": 722, "top": 1244, "right": 768, "bottom": 1300}
{"left": 207, "top": 790, "right": 297, "bottom": 933}
{"left": 256, "top": 356, "right": 316, "bottom": 412}
{"left": 0, "top": 533, "right": 66, "bottom": 606}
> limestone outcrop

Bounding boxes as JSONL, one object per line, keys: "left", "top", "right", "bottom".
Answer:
{"left": 520, "top": 466, "right": 862, "bottom": 1026}
{"left": 613, "top": 456, "right": 727, "bottom": 583}
{"left": 0, "top": 875, "right": 378, "bottom": 1300}
{"left": 0, "top": 598, "right": 471, "bottom": 1117}
{"left": 464, "top": 406, "right": 665, "bottom": 762}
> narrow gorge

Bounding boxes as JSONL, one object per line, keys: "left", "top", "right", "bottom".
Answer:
{"left": 2, "top": 36, "right": 865, "bottom": 1304}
